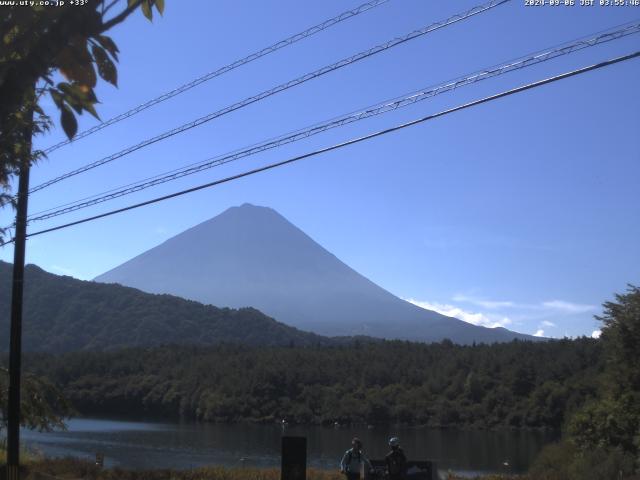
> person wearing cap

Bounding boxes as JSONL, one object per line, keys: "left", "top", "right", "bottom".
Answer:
{"left": 340, "top": 437, "right": 373, "bottom": 480}
{"left": 385, "top": 437, "right": 407, "bottom": 480}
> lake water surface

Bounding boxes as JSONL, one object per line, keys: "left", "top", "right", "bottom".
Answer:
{"left": 21, "top": 418, "right": 556, "bottom": 477}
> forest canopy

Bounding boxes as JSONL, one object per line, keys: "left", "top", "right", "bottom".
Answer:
{"left": 16, "top": 337, "right": 602, "bottom": 430}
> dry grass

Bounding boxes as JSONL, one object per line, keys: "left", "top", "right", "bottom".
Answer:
{"left": 0, "top": 445, "right": 43, "bottom": 466}
{"left": 13, "top": 458, "right": 346, "bottom": 480}
{"left": 446, "top": 476, "right": 522, "bottom": 480}
{"left": 0, "top": 457, "right": 524, "bottom": 480}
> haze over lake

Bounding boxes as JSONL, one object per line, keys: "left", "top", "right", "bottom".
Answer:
{"left": 22, "top": 418, "right": 556, "bottom": 477}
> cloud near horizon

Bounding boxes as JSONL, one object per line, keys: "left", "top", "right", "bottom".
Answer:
{"left": 406, "top": 299, "right": 512, "bottom": 329}
{"left": 541, "top": 300, "right": 597, "bottom": 314}
{"left": 408, "top": 293, "right": 599, "bottom": 337}
{"left": 452, "top": 294, "right": 515, "bottom": 309}
{"left": 453, "top": 294, "right": 596, "bottom": 315}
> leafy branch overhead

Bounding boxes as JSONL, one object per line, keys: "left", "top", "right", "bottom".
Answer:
{"left": 0, "top": 367, "right": 74, "bottom": 432}
{"left": 0, "top": 0, "right": 165, "bottom": 191}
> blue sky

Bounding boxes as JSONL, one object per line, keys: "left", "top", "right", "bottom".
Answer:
{"left": 1, "top": 0, "right": 639, "bottom": 338}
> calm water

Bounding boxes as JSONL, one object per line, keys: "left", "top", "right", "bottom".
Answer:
{"left": 21, "top": 418, "right": 556, "bottom": 477}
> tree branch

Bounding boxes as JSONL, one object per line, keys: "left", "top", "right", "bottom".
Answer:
{"left": 100, "top": 0, "right": 143, "bottom": 33}
{"left": 102, "top": 0, "right": 122, "bottom": 17}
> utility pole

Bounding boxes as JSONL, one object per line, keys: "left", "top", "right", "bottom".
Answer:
{"left": 6, "top": 104, "right": 33, "bottom": 480}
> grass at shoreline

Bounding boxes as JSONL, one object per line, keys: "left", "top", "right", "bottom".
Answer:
{"left": 1, "top": 457, "right": 521, "bottom": 480}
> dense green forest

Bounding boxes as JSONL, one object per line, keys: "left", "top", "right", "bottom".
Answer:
{"left": 527, "top": 285, "right": 640, "bottom": 479}
{"left": 19, "top": 337, "right": 601, "bottom": 430}
{"left": 2, "top": 285, "right": 638, "bottom": 478}
{"left": 0, "top": 261, "right": 333, "bottom": 351}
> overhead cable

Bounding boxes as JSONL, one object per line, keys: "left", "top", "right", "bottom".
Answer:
{"left": 41, "top": 0, "right": 392, "bottom": 155}
{"left": 25, "top": 21, "right": 640, "bottom": 224}
{"left": 4, "top": 49, "right": 634, "bottom": 245}
{"left": 29, "top": 0, "right": 510, "bottom": 194}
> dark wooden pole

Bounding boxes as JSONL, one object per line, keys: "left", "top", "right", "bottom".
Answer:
{"left": 6, "top": 107, "right": 33, "bottom": 480}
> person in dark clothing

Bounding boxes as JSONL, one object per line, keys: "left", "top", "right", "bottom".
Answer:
{"left": 385, "top": 437, "right": 407, "bottom": 480}
{"left": 340, "top": 437, "right": 373, "bottom": 480}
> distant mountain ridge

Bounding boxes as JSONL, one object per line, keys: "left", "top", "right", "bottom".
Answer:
{"left": 0, "top": 261, "right": 333, "bottom": 353}
{"left": 95, "top": 203, "right": 537, "bottom": 344}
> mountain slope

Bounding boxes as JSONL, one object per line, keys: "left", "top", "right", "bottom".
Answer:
{"left": 0, "top": 261, "right": 331, "bottom": 353}
{"left": 95, "top": 204, "right": 536, "bottom": 344}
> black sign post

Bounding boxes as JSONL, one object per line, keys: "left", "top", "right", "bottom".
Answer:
{"left": 281, "top": 436, "right": 307, "bottom": 480}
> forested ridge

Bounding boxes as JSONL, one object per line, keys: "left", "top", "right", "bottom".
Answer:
{"left": 0, "top": 261, "right": 333, "bottom": 351}
{"left": 19, "top": 338, "right": 601, "bottom": 430}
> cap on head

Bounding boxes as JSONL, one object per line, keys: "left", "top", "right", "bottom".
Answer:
{"left": 389, "top": 437, "right": 400, "bottom": 447}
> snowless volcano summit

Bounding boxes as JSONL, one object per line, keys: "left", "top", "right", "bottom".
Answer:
{"left": 95, "top": 203, "right": 535, "bottom": 343}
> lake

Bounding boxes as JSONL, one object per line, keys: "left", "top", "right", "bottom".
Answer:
{"left": 21, "top": 418, "right": 556, "bottom": 477}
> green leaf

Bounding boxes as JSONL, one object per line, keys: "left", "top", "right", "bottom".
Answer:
{"left": 96, "top": 35, "right": 119, "bottom": 62}
{"left": 68, "top": 101, "right": 84, "bottom": 115}
{"left": 83, "top": 101, "right": 100, "bottom": 121}
{"left": 155, "top": 0, "right": 165, "bottom": 15}
{"left": 57, "top": 83, "right": 89, "bottom": 102}
{"left": 56, "top": 82, "right": 73, "bottom": 96}
{"left": 141, "top": 0, "right": 153, "bottom": 20}
{"left": 57, "top": 83, "right": 82, "bottom": 114}
{"left": 60, "top": 105, "right": 77, "bottom": 139}
{"left": 56, "top": 40, "right": 97, "bottom": 88}
{"left": 56, "top": 83, "right": 100, "bottom": 119}
{"left": 50, "top": 90, "right": 63, "bottom": 109}
{"left": 3, "top": 25, "right": 20, "bottom": 45}
{"left": 92, "top": 45, "right": 118, "bottom": 87}
{"left": 78, "top": 85, "right": 98, "bottom": 103}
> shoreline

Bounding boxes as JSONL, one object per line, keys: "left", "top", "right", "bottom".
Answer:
{"left": 16, "top": 417, "right": 543, "bottom": 476}
{"left": 63, "top": 413, "right": 560, "bottom": 434}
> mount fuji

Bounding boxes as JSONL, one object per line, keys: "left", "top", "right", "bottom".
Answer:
{"left": 95, "top": 204, "right": 536, "bottom": 344}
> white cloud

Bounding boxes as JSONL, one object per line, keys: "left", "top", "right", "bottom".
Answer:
{"left": 591, "top": 330, "right": 602, "bottom": 339}
{"left": 452, "top": 294, "right": 515, "bottom": 309}
{"left": 453, "top": 294, "right": 597, "bottom": 316}
{"left": 534, "top": 329, "right": 545, "bottom": 337}
{"left": 542, "top": 300, "right": 596, "bottom": 314}
{"left": 406, "top": 299, "right": 512, "bottom": 329}
{"left": 405, "top": 293, "right": 597, "bottom": 337}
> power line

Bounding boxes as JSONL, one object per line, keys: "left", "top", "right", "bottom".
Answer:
{"left": 41, "top": 0, "right": 392, "bottom": 155}
{"left": 24, "top": 21, "right": 640, "bottom": 224}
{"left": 28, "top": 0, "right": 510, "bottom": 195}
{"left": 6, "top": 49, "right": 635, "bottom": 245}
